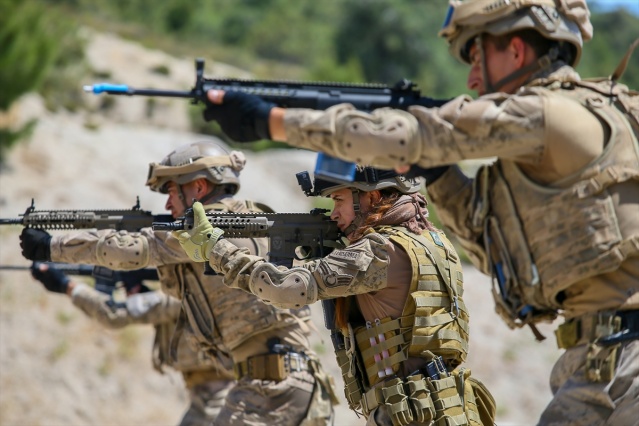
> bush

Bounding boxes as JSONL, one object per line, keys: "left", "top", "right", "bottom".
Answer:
{"left": 0, "top": 0, "right": 87, "bottom": 163}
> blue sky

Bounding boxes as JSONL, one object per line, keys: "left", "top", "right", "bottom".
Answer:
{"left": 590, "top": 0, "right": 639, "bottom": 15}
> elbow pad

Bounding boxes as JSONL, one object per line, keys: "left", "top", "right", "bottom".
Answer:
{"left": 338, "top": 109, "right": 420, "bottom": 168}
{"left": 249, "top": 263, "right": 316, "bottom": 310}
{"left": 96, "top": 231, "right": 150, "bottom": 270}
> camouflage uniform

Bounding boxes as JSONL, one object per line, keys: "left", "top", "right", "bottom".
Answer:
{"left": 70, "top": 283, "right": 234, "bottom": 425}
{"left": 35, "top": 140, "right": 336, "bottom": 426}
{"left": 267, "top": 4, "right": 639, "bottom": 423}
{"left": 184, "top": 170, "right": 496, "bottom": 425}
{"left": 49, "top": 196, "right": 335, "bottom": 426}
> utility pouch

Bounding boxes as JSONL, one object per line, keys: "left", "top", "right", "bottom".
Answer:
{"left": 467, "top": 376, "right": 496, "bottom": 426}
{"left": 381, "top": 377, "right": 414, "bottom": 426}
{"left": 428, "top": 375, "right": 469, "bottom": 426}
{"left": 586, "top": 343, "right": 619, "bottom": 383}
{"left": 455, "top": 368, "right": 495, "bottom": 426}
{"left": 248, "top": 353, "right": 287, "bottom": 381}
{"left": 335, "top": 346, "right": 364, "bottom": 409}
{"left": 406, "top": 374, "right": 435, "bottom": 423}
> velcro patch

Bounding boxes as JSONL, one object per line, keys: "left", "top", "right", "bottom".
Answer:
{"left": 429, "top": 231, "right": 444, "bottom": 247}
{"left": 330, "top": 250, "right": 362, "bottom": 261}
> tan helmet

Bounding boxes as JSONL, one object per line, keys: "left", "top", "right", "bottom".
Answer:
{"left": 299, "top": 166, "right": 422, "bottom": 198}
{"left": 439, "top": 0, "right": 593, "bottom": 66}
{"left": 146, "top": 140, "right": 246, "bottom": 194}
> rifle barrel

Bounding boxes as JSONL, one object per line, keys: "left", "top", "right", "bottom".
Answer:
{"left": 152, "top": 221, "right": 183, "bottom": 231}
{"left": 84, "top": 84, "right": 193, "bottom": 98}
{"left": 0, "top": 218, "right": 23, "bottom": 225}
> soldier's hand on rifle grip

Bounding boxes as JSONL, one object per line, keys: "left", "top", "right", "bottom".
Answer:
{"left": 405, "top": 165, "right": 451, "bottom": 186}
{"left": 20, "top": 228, "right": 52, "bottom": 261}
{"left": 203, "top": 90, "right": 275, "bottom": 142}
{"left": 172, "top": 202, "right": 224, "bottom": 263}
{"left": 30, "top": 262, "right": 70, "bottom": 294}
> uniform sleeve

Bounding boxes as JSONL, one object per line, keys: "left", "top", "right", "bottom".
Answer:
{"left": 71, "top": 285, "right": 181, "bottom": 329}
{"left": 283, "top": 91, "right": 547, "bottom": 169}
{"left": 50, "top": 227, "right": 191, "bottom": 270}
{"left": 304, "top": 233, "right": 392, "bottom": 299}
{"left": 207, "top": 233, "right": 391, "bottom": 309}
{"left": 426, "top": 165, "right": 490, "bottom": 273}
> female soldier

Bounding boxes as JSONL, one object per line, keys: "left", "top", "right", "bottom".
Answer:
{"left": 175, "top": 167, "right": 495, "bottom": 426}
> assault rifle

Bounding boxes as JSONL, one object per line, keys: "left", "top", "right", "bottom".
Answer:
{"left": 0, "top": 198, "right": 173, "bottom": 231}
{"left": 0, "top": 262, "right": 159, "bottom": 294}
{"left": 84, "top": 58, "right": 448, "bottom": 111}
{"left": 152, "top": 208, "right": 344, "bottom": 264}
{"left": 83, "top": 59, "right": 449, "bottom": 183}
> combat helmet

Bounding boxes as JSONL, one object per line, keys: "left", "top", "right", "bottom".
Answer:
{"left": 297, "top": 167, "right": 423, "bottom": 236}
{"left": 439, "top": 0, "right": 592, "bottom": 66}
{"left": 298, "top": 166, "right": 421, "bottom": 199}
{"left": 146, "top": 140, "right": 246, "bottom": 195}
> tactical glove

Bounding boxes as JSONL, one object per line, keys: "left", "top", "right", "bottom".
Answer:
{"left": 20, "top": 228, "right": 52, "bottom": 261}
{"left": 172, "top": 202, "right": 224, "bottom": 262}
{"left": 30, "top": 262, "right": 70, "bottom": 294}
{"left": 407, "top": 165, "right": 450, "bottom": 186}
{"left": 203, "top": 91, "right": 275, "bottom": 142}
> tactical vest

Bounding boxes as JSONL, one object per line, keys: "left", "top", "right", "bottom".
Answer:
{"left": 355, "top": 226, "right": 469, "bottom": 383}
{"left": 472, "top": 78, "right": 639, "bottom": 329}
{"left": 333, "top": 228, "right": 495, "bottom": 425}
{"left": 164, "top": 199, "right": 312, "bottom": 363}
{"left": 151, "top": 322, "right": 235, "bottom": 386}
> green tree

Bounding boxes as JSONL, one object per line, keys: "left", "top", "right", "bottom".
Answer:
{"left": 0, "top": 0, "right": 60, "bottom": 110}
{"left": 332, "top": 1, "right": 469, "bottom": 97}
{"left": 0, "top": 0, "right": 60, "bottom": 162}
{"left": 579, "top": 10, "right": 639, "bottom": 88}
{"left": 0, "top": 0, "right": 86, "bottom": 163}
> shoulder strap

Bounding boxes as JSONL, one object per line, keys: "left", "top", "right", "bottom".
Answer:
{"left": 611, "top": 38, "right": 639, "bottom": 82}
{"left": 245, "top": 200, "right": 276, "bottom": 213}
{"left": 393, "top": 228, "right": 463, "bottom": 318}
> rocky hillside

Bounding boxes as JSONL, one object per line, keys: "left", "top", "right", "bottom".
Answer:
{"left": 0, "top": 31, "right": 561, "bottom": 426}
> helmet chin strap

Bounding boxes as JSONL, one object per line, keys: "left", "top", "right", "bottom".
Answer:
{"left": 478, "top": 34, "right": 559, "bottom": 94}
{"left": 198, "top": 185, "right": 226, "bottom": 205}
{"left": 344, "top": 189, "right": 364, "bottom": 236}
{"left": 176, "top": 186, "right": 190, "bottom": 214}
{"left": 477, "top": 34, "right": 495, "bottom": 94}
{"left": 178, "top": 183, "right": 226, "bottom": 213}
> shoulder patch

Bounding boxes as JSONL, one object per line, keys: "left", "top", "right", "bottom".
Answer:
{"left": 330, "top": 250, "right": 362, "bottom": 261}
{"left": 316, "top": 263, "right": 354, "bottom": 288}
{"left": 429, "top": 231, "right": 444, "bottom": 247}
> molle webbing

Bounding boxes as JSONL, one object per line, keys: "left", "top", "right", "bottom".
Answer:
{"left": 391, "top": 227, "right": 469, "bottom": 363}
{"left": 356, "top": 318, "right": 407, "bottom": 385}
{"left": 334, "top": 344, "right": 365, "bottom": 410}
{"left": 170, "top": 263, "right": 224, "bottom": 362}
{"left": 360, "top": 369, "right": 489, "bottom": 425}
{"left": 500, "top": 80, "right": 639, "bottom": 299}
{"left": 476, "top": 78, "right": 639, "bottom": 331}
{"left": 353, "top": 227, "right": 469, "bottom": 391}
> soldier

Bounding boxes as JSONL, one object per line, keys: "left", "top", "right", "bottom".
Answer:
{"left": 196, "top": 1, "right": 639, "bottom": 424}
{"left": 20, "top": 140, "right": 336, "bottom": 425}
{"left": 29, "top": 261, "right": 234, "bottom": 426}
{"left": 174, "top": 167, "right": 496, "bottom": 426}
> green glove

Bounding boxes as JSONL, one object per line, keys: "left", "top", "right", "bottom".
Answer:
{"left": 172, "top": 202, "right": 224, "bottom": 262}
